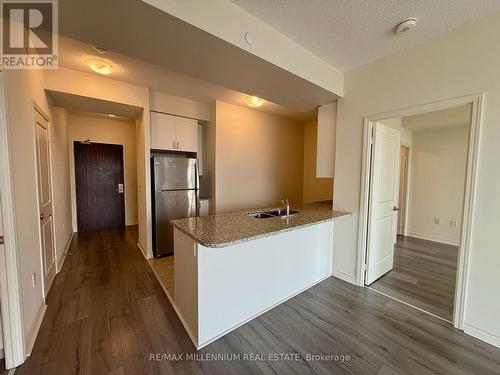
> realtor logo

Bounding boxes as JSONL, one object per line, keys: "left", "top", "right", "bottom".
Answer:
{"left": 1, "top": 0, "right": 58, "bottom": 69}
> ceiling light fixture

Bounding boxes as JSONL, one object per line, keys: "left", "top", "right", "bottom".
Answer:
{"left": 395, "top": 18, "right": 417, "bottom": 34}
{"left": 86, "top": 58, "right": 113, "bottom": 75}
{"left": 107, "top": 114, "right": 116, "bottom": 117}
{"left": 243, "top": 95, "right": 265, "bottom": 108}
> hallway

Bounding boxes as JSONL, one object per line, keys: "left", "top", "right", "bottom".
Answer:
{"left": 15, "top": 228, "right": 500, "bottom": 375}
{"left": 370, "top": 236, "right": 458, "bottom": 321}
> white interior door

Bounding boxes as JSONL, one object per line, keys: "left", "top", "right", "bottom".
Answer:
{"left": 34, "top": 109, "right": 56, "bottom": 296}
{"left": 365, "top": 122, "right": 401, "bottom": 285}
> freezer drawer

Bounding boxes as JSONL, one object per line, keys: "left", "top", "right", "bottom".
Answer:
{"left": 154, "top": 189, "right": 198, "bottom": 257}
{"left": 153, "top": 156, "right": 197, "bottom": 190}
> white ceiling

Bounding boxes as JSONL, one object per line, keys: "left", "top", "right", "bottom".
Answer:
{"left": 230, "top": 0, "right": 500, "bottom": 71}
{"left": 402, "top": 104, "right": 472, "bottom": 132}
{"left": 54, "top": 0, "right": 338, "bottom": 114}
{"left": 57, "top": 36, "right": 315, "bottom": 122}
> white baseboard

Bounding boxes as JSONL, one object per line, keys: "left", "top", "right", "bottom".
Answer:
{"left": 407, "top": 232, "right": 459, "bottom": 246}
{"left": 136, "top": 242, "right": 148, "bottom": 259}
{"left": 333, "top": 270, "right": 357, "bottom": 285}
{"left": 25, "top": 302, "right": 47, "bottom": 356}
{"left": 57, "top": 232, "right": 75, "bottom": 273}
{"left": 464, "top": 322, "right": 500, "bottom": 348}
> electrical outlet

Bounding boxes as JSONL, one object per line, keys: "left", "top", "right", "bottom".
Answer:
{"left": 434, "top": 217, "right": 441, "bottom": 225}
{"left": 451, "top": 220, "right": 458, "bottom": 227}
{"left": 32, "top": 272, "right": 37, "bottom": 287}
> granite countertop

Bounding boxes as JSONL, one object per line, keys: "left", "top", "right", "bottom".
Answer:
{"left": 171, "top": 203, "right": 350, "bottom": 248}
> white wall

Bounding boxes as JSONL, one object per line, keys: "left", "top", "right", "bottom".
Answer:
{"left": 49, "top": 107, "right": 73, "bottom": 269}
{"left": 334, "top": 11, "right": 500, "bottom": 346}
{"left": 214, "top": 101, "right": 304, "bottom": 212}
{"left": 150, "top": 90, "right": 210, "bottom": 121}
{"left": 4, "top": 69, "right": 49, "bottom": 352}
{"left": 67, "top": 113, "right": 138, "bottom": 227}
{"left": 407, "top": 125, "right": 469, "bottom": 245}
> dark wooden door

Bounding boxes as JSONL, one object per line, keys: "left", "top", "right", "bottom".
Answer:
{"left": 74, "top": 142, "right": 125, "bottom": 232}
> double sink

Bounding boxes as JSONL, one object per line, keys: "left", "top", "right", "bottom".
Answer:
{"left": 247, "top": 208, "right": 298, "bottom": 219}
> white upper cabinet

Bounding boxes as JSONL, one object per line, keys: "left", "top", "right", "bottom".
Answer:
{"left": 151, "top": 112, "right": 176, "bottom": 150}
{"left": 175, "top": 116, "right": 198, "bottom": 152}
{"left": 316, "top": 102, "right": 337, "bottom": 178}
{"left": 150, "top": 112, "right": 198, "bottom": 153}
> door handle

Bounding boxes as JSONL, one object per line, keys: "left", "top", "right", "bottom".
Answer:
{"left": 117, "top": 183, "right": 124, "bottom": 193}
{"left": 392, "top": 206, "right": 400, "bottom": 211}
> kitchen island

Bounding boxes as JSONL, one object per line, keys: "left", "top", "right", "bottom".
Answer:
{"left": 171, "top": 203, "right": 350, "bottom": 349}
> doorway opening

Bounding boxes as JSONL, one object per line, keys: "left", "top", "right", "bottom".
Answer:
{"left": 74, "top": 142, "right": 126, "bottom": 232}
{"left": 358, "top": 94, "right": 483, "bottom": 328}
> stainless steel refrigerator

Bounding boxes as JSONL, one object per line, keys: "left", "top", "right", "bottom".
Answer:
{"left": 152, "top": 156, "right": 199, "bottom": 257}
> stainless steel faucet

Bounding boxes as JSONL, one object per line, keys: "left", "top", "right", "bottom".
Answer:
{"left": 280, "top": 199, "right": 290, "bottom": 216}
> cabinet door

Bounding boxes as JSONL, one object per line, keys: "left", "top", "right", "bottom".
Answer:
{"left": 175, "top": 117, "right": 198, "bottom": 153}
{"left": 151, "top": 112, "right": 176, "bottom": 150}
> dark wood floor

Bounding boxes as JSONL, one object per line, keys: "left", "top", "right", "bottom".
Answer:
{"left": 0, "top": 359, "right": 9, "bottom": 375}
{"left": 370, "top": 236, "right": 458, "bottom": 321}
{"left": 15, "top": 227, "right": 500, "bottom": 375}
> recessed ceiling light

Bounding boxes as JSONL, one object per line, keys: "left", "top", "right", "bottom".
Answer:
{"left": 395, "top": 18, "right": 417, "bottom": 34}
{"left": 85, "top": 58, "right": 113, "bottom": 75}
{"left": 243, "top": 95, "right": 265, "bottom": 108}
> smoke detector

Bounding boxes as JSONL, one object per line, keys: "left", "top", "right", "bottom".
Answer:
{"left": 395, "top": 18, "right": 417, "bottom": 34}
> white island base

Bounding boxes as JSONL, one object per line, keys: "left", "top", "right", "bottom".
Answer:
{"left": 173, "top": 220, "right": 335, "bottom": 349}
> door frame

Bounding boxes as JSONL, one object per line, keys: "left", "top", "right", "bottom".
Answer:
{"left": 397, "top": 145, "right": 411, "bottom": 236}
{"left": 0, "top": 71, "right": 26, "bottom": 367}
{"left": 357, "top": 93, "right": 484, "bottom": 329}
{"left": 70, "top": 139, "right": 128, "bottom": 232}
{"left": 33, "top": 104, "right": 57, "bottom": 297}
